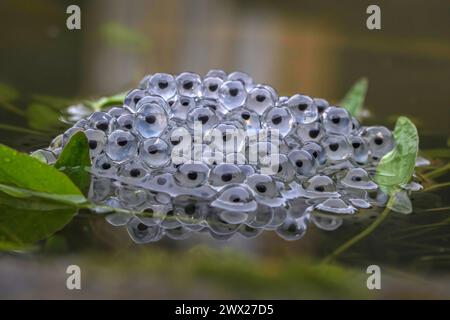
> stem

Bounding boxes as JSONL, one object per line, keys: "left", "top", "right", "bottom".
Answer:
{"left": 423, "top": 182, "right": 450, "bottom": 192}
{"left": 424, "top": 163, "right": 450, "bottom": 179}
{"left": 322, "top": 199, "right": 393, "bottom": 264}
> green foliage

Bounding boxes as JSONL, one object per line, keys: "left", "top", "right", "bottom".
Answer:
{"left": 375, "top": 117, "right": 419, "bottom": 194}
{"left": 99, "top": 22, "right": 150, "bottom": 52}
{"left": 0, "top": 144, "right": 86, "bottom": 205}
{"left": 340, "top": 78, "right": 368, "bottom": 118}
{"left": 55, "top": 132, "right": 91, "bottom": 194}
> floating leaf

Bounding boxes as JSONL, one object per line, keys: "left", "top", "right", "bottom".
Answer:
{"left": 0, "top": 144, "right": 86, "bottom": 205}
{"left": 340, "top": 78, "right": 368, "bottom": 118}
{"left": 55, "top": 131, "right": 91, "bottom": 194}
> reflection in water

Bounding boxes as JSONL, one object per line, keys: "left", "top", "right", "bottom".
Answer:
{"left": 39, "top": 70, "right": 423, "bottom": 243}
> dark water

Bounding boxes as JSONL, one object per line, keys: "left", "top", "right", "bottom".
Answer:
{"left": 0, "top": 0, "right": 449, "bottom": 299}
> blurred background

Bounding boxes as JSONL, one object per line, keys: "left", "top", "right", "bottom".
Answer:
{"left": 0, "top": 0, "right": 449, "bottom": 299}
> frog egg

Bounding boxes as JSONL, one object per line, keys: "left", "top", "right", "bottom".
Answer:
{"left": 246, "top": 174, "right": 279, "bottom": 198}
{"left": 116, "top": 113, "right": 135, "bottom": 131}
{"left": 237, "top": 224, "right": 263, "bottom": 239}
{"left": 105, "top": 130, "right": 138, "bottom": 162}
{"left": 206, "top": 69, "right": 227, "bottom": 80}
{"left": 219, "top": 210, "right": 249, "bottom": 224}
{"left": 310, "top": 214, "right": 343, "bottom": 231}
{"left": 315, "top": 198, "right": 357, "bottom": 214}
{"left": 171, "top": 96, "right": 195, "bottom": 122}
{"left": 321, "top": 134, "right": 352, "bottom": 161}
{"left": 108, "top": 106, "right": 130, "bottom": 119}
{"left": 117, "top": 186, "right": 149, "bottom": 208}
{"left": 165, "top": 225, "right": 193, "bottom": 240}
{"left": 302, "top": 142, "right": 326, "bottom": 166}
{"left": 207, "top": 210, "right": 241, "bottom": 235}
{"left": 127, "top": 217, "right": 164, "bottom": 244}
{"left": 135, "top": 102, "right": 168, "bottom": 139}
{"left": 228, "top": 71, "right": 253, "bottom": 90}
{"left": 219, "top": 80, "right": 247, "bottom": 110}
{"left": 323, "top": 107, "right": 352, "bottom": 135}
{"left": 197, "top": 98, "right": 229, "bottom": 118}
{"left": 187, "top": 106, "right": 219, "bottom": 131}
{"left": 287, "top": 149, "right": 316, "bottom": 177}
{"left": 349, "top": 135, "right": 369, "bottom": 164}
{"left": 312, "top": 98, "right": 329, "bottom": 114}
{"left": 60, "top": 127, "right": 83, "bottom": 147}
{"left": 87, "top": 111, "right": 112, "bottom": 132}
{"left": 136, "top": 204, "right": 168, "bottom": 226}
{"left": 351, "top": 116, "right": 361, "bottom": 131}
{"left": 85, "top": 129, "right": 106, "bottom": 157}
{"left": 260, "top": 84, "right": 279, "bottom": 102}
{"left": 91, "top": 154, "right": 118, "bottom": 177}
{"left": 238, "top": 164, "right": 255, "bottom": 177}
{"left": 105, "top": 211, "right": 132, "bottom": 227}
{"left": 263, "top": 107, "right": 294, "bottom": 138}
{"left": 246, "top": 204, "right": 274, "bottom": 228}
{"left": 264, "top": 154, "right": 295, "bottom": 182}
{"left": 89, "top": 177, "right": 116, "bottom": 203}
{"left": 176, "top": 72, "right": 202, "bottom": 97}
{"left": 202, "top": 76, "right": 223, "bottom": 99}
{"left": 275, "top": 216, "right": 307, "bottom": 241}
{"left": 139, "top": 138, "right": 171, "bottom": 168}
{"left": 147, "top": 73, "right": 177, "bottom": 100}
{"left": 225, "top": 152, "right": 247, "bottom": 165}
{"left": 211, "top": 184, "right": 257, "bottom": 212}
{"left": 138, "top": 74, "right": 152, "bottom": 89}
{"left": 340, "top": 168, "right": 378, "bottom": 190}
{"left": 123, "top": 89, "right": 146, "bottom": 112}
{"left": 160, "top": 209, "right": 182, "bottom": 230}
{"left": 286, "top": 94, "right": 318, "bottom": 124}
{"left": 30, "top": 149, "right": 57, "bottom": 165}
{"left": 203, "top": 148, "right": 225, "bottom": 166}
{"left": 174, "top": 162, "right": 209, "bottom": 187}
{"left": 208, "top": 163, "right": 245, "bottom": 187}
{"left": 264, "top": 206, "right": 288, "bottom": 229}
{"left": 362, "top": 126, "right": 395, "bottom": 159}
{"left": 295, "top": 122, "right": 325, "bottom": 143}
{"left": 247, "top": 87, "right": 274, "bottom": 115}
{"left": 173, "top": 195, "right": 208, "bottom": 225}
{"left": 205, "top": 123, "right": 245, "bottom": 154}
{"left": 303, "top": 175, "right": 337, "bottom": 198}
{"left": 117, "top": 158, "right": 149, "bottom": 183}
{"left": 226, "top": 108, "right": 261, "bottom": 138}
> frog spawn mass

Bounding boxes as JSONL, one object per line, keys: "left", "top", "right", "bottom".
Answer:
{"left": 40, "top": 70, "right": 406, "bottom": 243}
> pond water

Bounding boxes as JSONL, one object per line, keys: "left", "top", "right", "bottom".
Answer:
{"left": 0, "top": 0, "right": 449, "bottom": 299}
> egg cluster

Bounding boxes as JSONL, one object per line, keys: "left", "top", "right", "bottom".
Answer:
{"left": 39, "top": 70, "right": 402, "bottom": 242}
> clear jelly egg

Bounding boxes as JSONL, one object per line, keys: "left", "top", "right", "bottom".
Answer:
{"left": 176, "top": 72, "right": 202, "bottom": 97}
{"left": 322, "top": 107, "right": 352, "bottom": 135}
{"left": 139, "top": 138, "right": 171, "bottom": 168}
{"left": 105, "top": 129, "right": 138, "bottom": 162}
{"left": 147, "top": 73, "right": 177, "bottom": 100}
{"left": 286, "top": 94, "right": 318, "bottom": 124}
{"left": 247, "top": 87, "right": 274, "bottom": 115}
{"left": 219, "top": 80, "right": 247, "bottom": 110}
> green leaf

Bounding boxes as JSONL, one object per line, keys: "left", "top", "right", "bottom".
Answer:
{"left": 340, "top": 78, "right": 368, "bottom": 118}
{"left": 374, "top": 116, "right": 419, "bottom": 196}
{"left": 0, "top": 193, "right": 77, "bottom": 250}
{"left": 0, "top": 144, "right": 86, "bottom": 205}
{"left": 26, "top": 103, "right": 68, "bottom": 132}
{"left": 55, "top": 131, "right": 91, "bottom": 194}
{"left": 87, "top": 91, "right": 127, "bottom": 111}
